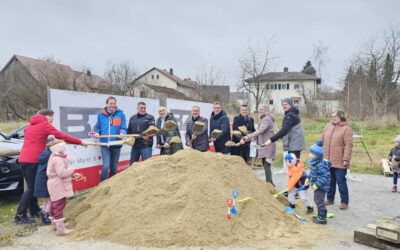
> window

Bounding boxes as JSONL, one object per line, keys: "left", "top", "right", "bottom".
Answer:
{"left": 287, "top": 83, "right": 290, "bottom": 90}
{"left": 278, "top": 84, "right": 281, "bottom": 90}
{"left": 269, "top": 99, "right": 274, "bottom": 105}
{"left": 156, "top": 75, "right": 159, "bottom": 80}
{"left": 151, "top": 75, "right": 154, "bottom": 79}
{"left": 294, "top": 84, "right": 300, "bottom": 90}
{"left": 282, "top": 84, "right": 286, "bottom": 90}
{"left": 274, "top": 83, "right": 278, "bottom": 90}
{"left": 265, "top": 84, "right": 269, "bottom": 90}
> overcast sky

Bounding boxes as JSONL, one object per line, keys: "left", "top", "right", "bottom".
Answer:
{"left": 1, "top": 0, "right": 400, "bottom": 90}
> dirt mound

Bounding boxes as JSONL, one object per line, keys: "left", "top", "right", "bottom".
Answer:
{"left": 66, "top": 150, "right": 325, "bottom": 248}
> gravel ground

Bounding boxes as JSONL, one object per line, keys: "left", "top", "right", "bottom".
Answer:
{"left": 2, "top": 168, "right": 399, "bottom": 250}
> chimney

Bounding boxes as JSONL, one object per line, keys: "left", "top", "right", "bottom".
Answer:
{"left": 86, "top": 70, "right": 92, "bottom": 76}
{"left": 283, "top": 67, "right": 288, "bottom": 72}
{"left": 169, "top": 68, "right": 173, "bottom": 75}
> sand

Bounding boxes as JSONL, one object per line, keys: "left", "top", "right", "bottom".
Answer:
{"left": 65, "top": 149, "right": 328, "bottom": 248}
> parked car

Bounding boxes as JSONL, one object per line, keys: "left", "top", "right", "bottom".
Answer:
{"left": 8, "top": 124, "right": 27, "bottom": 140}
{"left": 0, "top": 132, "right": 23, "bottom": 194}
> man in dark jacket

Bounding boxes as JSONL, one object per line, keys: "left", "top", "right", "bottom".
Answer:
{"left": 209, "top": 102, "right": 230, "bottom": 154}
{"left": 127, "top": 102, "right": 155, "bottom": 164}
{"left": 185, "top": 105, "right": 209, "bottom": 152}
{"left": 156, "top": 106, "right": 183, "bottom": 155}
{"left": 230, "top": 104, "right": 255, "bottom": 162}
{"left": 265, "top": 98, "right": 306, "bottom": 158}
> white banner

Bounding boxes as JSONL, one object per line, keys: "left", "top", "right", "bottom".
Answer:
{"left": 166, "top": 98, "right": 213, "bottom": 147}
{"left": 49, "top": 88, "right": 160, "bottom": 170}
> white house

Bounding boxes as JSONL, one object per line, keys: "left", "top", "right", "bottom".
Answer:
{"left": 245, "top": 67, "right": 321, "bottom": 114}
{"left": 131, "top": 67, "right": 202, "bottom": 102}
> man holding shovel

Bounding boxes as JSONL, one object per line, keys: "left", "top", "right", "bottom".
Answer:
{"left": 209, "top": 102, "right": 230, "bottom": 154}
{"left": 185, "top": 106, "right": 209, "bottom": 152}
{"left": 156, "top": 107, "right": 183, "bottom": 155}
{"left": 95, "top": 96, "right": 127, "bottom": 181}
{"left": 127, "top": 102, "right": 155, "bottom": 164}
{"left": 231, "top": 104, "right": 255, "bottom": 162}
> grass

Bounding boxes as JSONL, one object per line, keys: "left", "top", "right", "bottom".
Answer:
{"left": 0, "top": 120, "right": 27, "bottom": 134}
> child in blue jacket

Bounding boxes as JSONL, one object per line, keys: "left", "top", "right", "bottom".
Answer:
{"left": 309, "top": 140, "right": 331, "bottom": 224}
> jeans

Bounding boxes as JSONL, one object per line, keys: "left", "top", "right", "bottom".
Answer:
{"left": 393, "top": 172, "right": 398, "bottom": 185}
{"left": 100, "top": 146, "right": 122, "bottom": 181}
{"left": 327, "top": 168, "right": 349, "bottom": 205}
{"left": 16, "top": 163, "right": 41, "bottom": 217}
{"left": 314, "top": 189, "right": 327, "bottom": 215}
{"left": 130, "top": 147, "right": 152, "bottom": 164}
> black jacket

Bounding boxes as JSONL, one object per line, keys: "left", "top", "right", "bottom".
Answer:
{"left": 209, "top": 110, "right": 230, "bottom": 154}
{"left": 270, "top": 107, "right": 301, "bottom": 142}
{"left": 185, "top": 116, "right": 209, "bottom": 152}
{"left": 232, "top": 115, "right": 255, "bottom": 143}
{"left": 127, "top": 113, "right": 155, "bottom": 148}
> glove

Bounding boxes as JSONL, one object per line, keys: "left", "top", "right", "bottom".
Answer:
{"left": 312, "top": 184, "right": 318, "bottom": 190}
{"left": 305, "top": 178, "right": 310, "bottom": 185}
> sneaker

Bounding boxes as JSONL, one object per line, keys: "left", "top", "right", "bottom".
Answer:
{"left": 392, "top": 186, "right": 397, "bottom": 192}
{"left": 339, "top": 203, "right": 348, "bottom": 210}
{"left": 324, "top": 200, "right": 334, "bottom": 205}
{"left": 294, "top": 192, "right": 299, "bottom": 199}
{"left": 306, "top": 206, "right": 314, "bottom": 214}
{"left": 40, "top": 211, "right": 51, "bottom": 225}
{"left": 15, "top": 214, "right": 36, "bottom": 224}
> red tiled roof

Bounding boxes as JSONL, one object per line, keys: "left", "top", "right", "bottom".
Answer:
{"left": 4, "top": 55, "right": 109, "bottom": 91}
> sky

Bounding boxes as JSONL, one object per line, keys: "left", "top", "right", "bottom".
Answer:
{"left": 1, "top": 0, "right": 400, "bottom": 91}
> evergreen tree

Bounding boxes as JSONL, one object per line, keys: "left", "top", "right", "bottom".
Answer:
{"left": 301, "top": 60, "right": 317, "bottom": 76}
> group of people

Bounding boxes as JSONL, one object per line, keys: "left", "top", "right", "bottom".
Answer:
{"left": 14, "top": 95, "right": 358, "bottom": 231}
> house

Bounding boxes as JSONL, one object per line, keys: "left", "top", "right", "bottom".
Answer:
{"left": 131, "top": 67, "right": 203, "bottom": 104}
{"left": 0, "top": 55, "right": 110, "bottom": 120}
{"left": 199, "top": 85, "right": 230, "bottom": 103}
{"left": 244, "top": 67, "right": 321, "bottom": 114}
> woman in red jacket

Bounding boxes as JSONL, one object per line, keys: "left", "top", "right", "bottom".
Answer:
{"left": 15, "top": 109, "right": 87, "bottom": 224}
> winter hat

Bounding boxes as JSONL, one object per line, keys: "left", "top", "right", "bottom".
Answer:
{"left": 394, "top": 135, "right": 400, "bottom": 144}
{"left": 284, "top": 153, "right": 297, "bottom": 165}
{"left": 282, "top": 98, "right": 294, "bottom": 107}
{"left": 49, "top": 140, "right": 66, "bottom": 153}
{"left": 309, "top": 140, "right": 324, "bottom": 158}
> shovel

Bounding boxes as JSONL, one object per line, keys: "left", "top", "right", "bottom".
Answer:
{"left": 232, "top": 130, "right": 243, "bottom": 139}
{"left": 273, "top": 189, "right": 288, "bottom": 198}
{"left": 188, "top": 121, "right": 205, "bottom": 147}
{"left": 141, "top": 125, "right": 159, "bottom": 136}
{"left": 230, "top": 189, "right": 239, "bottom": 215}
{"left": 210, "top": 129, "right": 222, "bottom": 139}
{"left": 253, "top": 143, "right": 267, "bottom": 149}
{"left": 225, "top": 141, "right": 240, "bottom": 147}
{"left": 97, "top": 134, "right": 141, "bottom": 138}
{"left": 169, "top": 136, "right": 182, "bottom": 144}
{"left": 163, "top": 120, "right": 177, "bottom": 130}
{"left": 284, "top": 207, "right": 307, "bottom": 223}
{"left": 238, "top": 126, "right": 248, "bottom": 135}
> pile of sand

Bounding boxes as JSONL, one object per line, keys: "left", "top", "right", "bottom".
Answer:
{"left": 66, "top": 150, "right": 325, "bottom": 248}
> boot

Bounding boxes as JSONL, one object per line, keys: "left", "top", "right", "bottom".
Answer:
{"left": 285, "top": 202, "right": 295, "bottom": 209}
{"left": 313, "top": 211, "right": 327, "bottom": 225}
{"left": 40, "top": 211, "right": 51, "bottom": 225}
{"left": 306, "top": 206, "right": 314, "bottom": 214}
{"left": 54, "top": 218, "right": 73, "bottom": 236}
{"left": 14, "top": 214, "right": 36, "bottom": 224}
{"left": 392, "top": 186, "right": 397, "bottom": 192}
{"left": 49, "top": 216, "right": 56, "bottom": 231}
{"left": 324, "top": 200, "right": 334, "bottom": 205}
{"left": 339, "top": 203, "right": 349, "bottom": 210}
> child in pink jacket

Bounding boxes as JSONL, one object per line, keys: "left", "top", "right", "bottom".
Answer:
{"left": 47, "top": 140, "right": 79, "bottom": 236}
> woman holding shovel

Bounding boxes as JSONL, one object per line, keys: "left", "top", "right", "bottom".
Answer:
{"left": 240, "top": 104, "right": 276, "bottom": 185}
{"left": 95, "top": 96, "right": 127, "bottom": 181}
{"left": 156, "top": 107, "right": 183, "bottom": 155}
{"left": 15, "top": 109, "right": 86, "bottom": 225}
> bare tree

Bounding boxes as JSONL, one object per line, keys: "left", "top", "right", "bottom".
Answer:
{"left": 238, "top": 39, "right": 278, "bottom": 111}
{"left": 104, "top": 60, "right": 138, "bottom": 96}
